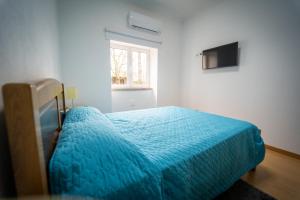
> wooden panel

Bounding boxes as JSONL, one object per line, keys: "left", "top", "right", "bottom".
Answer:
{"left": 3, "top": 84, "right": 48, "bottom": 195}
{"left": 2, "top": 79, "right": 66, "bottom": 197}
{"left": 35, "top": 79, "right": 63, "bottom": 108}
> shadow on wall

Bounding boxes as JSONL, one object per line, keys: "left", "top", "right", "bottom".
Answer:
{"left": 202, "top": 65, "right": 239, "bottom": 74}
{"left": 0, "top": 110, "right": 16, "bottom": 197}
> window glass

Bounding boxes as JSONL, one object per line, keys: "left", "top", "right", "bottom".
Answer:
{"left": 110, "top": 41, "right": 151, "bottom": 89}
{"left": 140, "top": 53, "right": 147, "bottom": 85}
{"left": 110, "top": 48, "right": 127, "bottom": 85}
{"left": 132, "top": 51, "right": 139, "bottom": 84}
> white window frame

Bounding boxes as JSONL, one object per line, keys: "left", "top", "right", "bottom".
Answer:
{"left": 110, "top": 41, "right": 151, "bottom": 90}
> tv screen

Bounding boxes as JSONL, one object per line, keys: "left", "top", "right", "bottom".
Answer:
{"left": 202, "top": 42, "right": 238, "bottom": 69}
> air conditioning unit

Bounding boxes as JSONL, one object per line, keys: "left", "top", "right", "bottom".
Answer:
{"left": 128, "top": 11, "right": 161, "bottom": 34}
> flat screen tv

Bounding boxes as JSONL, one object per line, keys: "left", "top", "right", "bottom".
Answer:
{"left": 202, "top": 42, "right": 238, "bottom": 70}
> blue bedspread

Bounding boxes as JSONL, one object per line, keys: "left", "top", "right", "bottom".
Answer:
{"left": 50, "top": 106, "right": 265, "bottom": 200}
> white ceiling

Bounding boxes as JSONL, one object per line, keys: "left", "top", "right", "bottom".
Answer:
{"left": 155, "top": 0, "right": 216, "bottom": 19}
{"left": 126, "top": 0, "right": 223, "bottom": 20}
{"left": 124, "top": 0, "right": 300, "bottom": 20}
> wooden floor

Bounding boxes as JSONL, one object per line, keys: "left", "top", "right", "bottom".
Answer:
{"left": 242, "top": 149, "right": 300, "bottom": 200}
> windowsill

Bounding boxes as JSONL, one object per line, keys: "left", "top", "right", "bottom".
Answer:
{"left": 112, "top": 87, "right": 153, "bottom": 91}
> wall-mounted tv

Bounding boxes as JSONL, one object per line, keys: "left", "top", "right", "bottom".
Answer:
{"left": 202, "top": 42, "right": 238, "bottom": 70}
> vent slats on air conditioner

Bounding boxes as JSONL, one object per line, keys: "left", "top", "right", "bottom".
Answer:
{"left": 128, "top": 11, "right": 161, "bottom": 34}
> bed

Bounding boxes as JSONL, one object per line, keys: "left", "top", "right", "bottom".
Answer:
{"left": 3, "top": 79, "right": 265, "bottom": 199}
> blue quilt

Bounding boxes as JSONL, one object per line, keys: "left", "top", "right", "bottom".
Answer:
{"left": 50, "top": 106, "right": 265, "bottom": 200}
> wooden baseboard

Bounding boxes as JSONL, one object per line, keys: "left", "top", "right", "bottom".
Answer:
{"left": 265, "top": 145, "right": 300, "bottom": 160}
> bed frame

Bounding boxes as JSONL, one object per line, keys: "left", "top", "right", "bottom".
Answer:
{"left": 2, "top": 79, "right": 66, "bottom": 197}
{"left": 2, "top": 78, "right": 257, "bottom": 198}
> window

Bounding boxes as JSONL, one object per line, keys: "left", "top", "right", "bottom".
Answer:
{"left": 110, "top": 41, "right": 151, "bottom": 89}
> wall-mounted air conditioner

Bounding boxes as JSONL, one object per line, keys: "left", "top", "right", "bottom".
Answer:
{"left": 128, "top": 11, "right": 161, "bottom": 34}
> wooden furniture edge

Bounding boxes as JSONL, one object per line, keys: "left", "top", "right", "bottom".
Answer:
{"left": 2, "top": 79, "right": 65, "bottom": 197}
{"left": 265, "top": 144, "right": 300, "bottom": 160}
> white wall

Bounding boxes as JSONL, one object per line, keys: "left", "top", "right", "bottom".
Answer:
{"left": 112, "top": 90, "right": 156, "bottom": 112}
{"left": 0, "top": 0, "right": 61, "bottom": 196}
{"left": 58, "top": 0, "right": 182, "bottom": 113}
{"left": 180, "top": 0, "right": 300, "bottom": 154}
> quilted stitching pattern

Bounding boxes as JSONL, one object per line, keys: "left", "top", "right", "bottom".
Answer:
{"left": 50, "top": 107, "right": 162, "bottom": 199}
{"left": 50, "top": 106, "right": 265, "bottom": 200}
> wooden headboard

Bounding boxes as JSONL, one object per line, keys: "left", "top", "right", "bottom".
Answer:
{"left": 2, "top": 79, "right": 66, "bottom": 197}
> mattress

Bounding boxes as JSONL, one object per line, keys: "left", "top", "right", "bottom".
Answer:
{"left": 50, "top": 106, "right": 265, "bottom": 200}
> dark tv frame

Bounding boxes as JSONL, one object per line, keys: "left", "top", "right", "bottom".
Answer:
{"left": 202, "top": 42, "right": 238, "bottom": 70}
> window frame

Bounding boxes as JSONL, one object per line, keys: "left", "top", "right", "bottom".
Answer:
{"left": 110, "top": 42, "right": 151, "bottom": 90}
